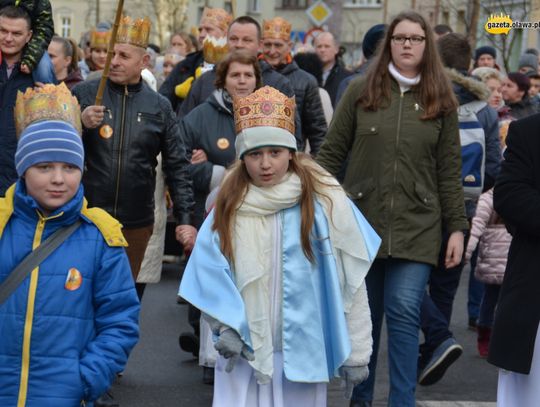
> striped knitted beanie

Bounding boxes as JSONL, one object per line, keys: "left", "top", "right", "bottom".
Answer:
{"left": 15, "top": 120, "right": 84, "bottom": 177}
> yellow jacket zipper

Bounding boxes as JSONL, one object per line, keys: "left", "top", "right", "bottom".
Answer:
{"left": 17, "top": 216, "right": 46, "bottom": 407}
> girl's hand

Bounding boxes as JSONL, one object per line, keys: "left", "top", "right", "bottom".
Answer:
{"left": 445, "top": 231, "right": 464, "bottom": 269}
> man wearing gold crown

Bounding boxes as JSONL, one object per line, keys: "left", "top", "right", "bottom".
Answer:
{"left": 159, "top": 7, "right": 232, "bottom": 113}
{"left": 261, "top": 17, "right": 327, "bottom": 155}
{"left": 0, "top": 5, "right": 35, "bottom": 197}
{"left": 177, "top": 16, "right": 295, "bottom": 120}
{"left": 71, "top": 16, "right": 196, "bottom": 300}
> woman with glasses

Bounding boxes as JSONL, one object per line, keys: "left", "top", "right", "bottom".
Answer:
{"left": 317, "top": 11, "right": 468, "bottom": 407}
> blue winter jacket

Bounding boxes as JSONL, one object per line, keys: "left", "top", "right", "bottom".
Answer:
{"left": 0, "top": 181, "right": 140, "bottom": 406}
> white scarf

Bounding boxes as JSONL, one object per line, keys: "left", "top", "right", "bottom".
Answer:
{"left": 388, "top": 61, "right": 421, "bottom": 92}
{"left": 232, "top": 164, "right": 372, "bottom": 381}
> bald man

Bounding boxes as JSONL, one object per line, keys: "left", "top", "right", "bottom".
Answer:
{"left": 314, "top": 31, "right": 352, "bottom": 107}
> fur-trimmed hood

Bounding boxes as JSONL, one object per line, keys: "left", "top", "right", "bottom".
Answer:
{"left": 446, "top": 68, "right": 490, "bottom": 105}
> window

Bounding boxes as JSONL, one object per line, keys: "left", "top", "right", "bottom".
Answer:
{"left": 344, "top": 0, "right": 381, "bottom": 7}
{"left": 281, "top": 0, "right": 308, "bottom": 9}
{"left": 249, "top": 0, "right": 261, "bottom": 13}
{"left": 61, "top": 16, "right": 71, "bottom": 38}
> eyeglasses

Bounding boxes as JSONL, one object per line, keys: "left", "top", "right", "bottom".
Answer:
{"left": 391, "top": 35, "right": 426, "bottom": 45}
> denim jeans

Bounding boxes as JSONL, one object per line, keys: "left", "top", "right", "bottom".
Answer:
{"left": 32, "top": 52, "right": 57, "bottom": 84}
{"left": 478, "top": 283, "right": 501, "bottom": 327}
{"left": 467, "top": 247, "right": 485, "bottom": 321}
{"left": 420, "top": 232, "right": 465, "bottom": 358}
{"left": 352, "top": 258, "right": 431, "bottom": 406}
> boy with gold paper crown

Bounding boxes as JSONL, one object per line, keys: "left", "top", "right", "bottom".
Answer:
{"left": 0, "top": 83, "right": 140, "bottom": 406}
{"left": 179, "top": 87, "right": 380, "bottom": 406}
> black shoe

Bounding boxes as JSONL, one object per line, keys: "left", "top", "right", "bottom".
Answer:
{"left": 468, "top": 316, "right": 478, "bottom": 331}
{"left": 179, "top": 332, "right": 199, "bottom": 357}
{"left": 95, "top": 391, "right": 119, "bottom": 407}
{"left": 418, "top": 337, "right": 463, "bottom": 386}
{"left": 202, "top": 366, "right": 214, "bottom": 385}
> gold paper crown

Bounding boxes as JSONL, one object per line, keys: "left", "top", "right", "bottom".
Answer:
{"left": 234, "top": 86, "right": 295, "bottom": 135}
{"left": 90, "top": 29, "right": 111, "bottom": 49}
{"left": 14, "top": 83, "right": 82, "bottom": 137}
{"left": 200, "top": 7, "right": 232, "bottom": 34}
{"left": 263, "top": 17, "right": 292, "bottom": 42}
{"left": 202, "top": 36, "right": 229, "bottom": 64}
{"left": 116, "top": 16, "right": 151, "bottom": 48}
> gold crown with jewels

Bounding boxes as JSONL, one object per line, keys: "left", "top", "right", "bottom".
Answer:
{"left": 262, "top": 17, "right": 292, "bottom": 41}
{"left": 234, "top": 86, "right": 295, "bottom": 135}
{"left": 14, "top": 83, "right": 82, "bottom": 137}
{"left": 116, "top": 16, "right": 151, "bottom": 48}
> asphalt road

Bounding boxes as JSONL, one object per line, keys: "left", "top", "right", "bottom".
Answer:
{"left": 112, "top": 262, "right": 498, "bottom": 406}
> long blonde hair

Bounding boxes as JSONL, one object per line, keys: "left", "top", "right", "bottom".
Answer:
{"left": 212, "top": 153, "right": 332, "bottom": 263}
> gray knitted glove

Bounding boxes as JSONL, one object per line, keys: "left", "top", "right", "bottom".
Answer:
{"left": 214, "top": 328, "right": 255, "bottom": 372}
{"left": 339, "top": 365, "right": 369, "bottom": 399}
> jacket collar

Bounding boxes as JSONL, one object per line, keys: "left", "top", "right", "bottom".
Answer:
{"left": 108, "top": 78, "right": 143, "bottom": 95}
{"left": 10, "top": 180, "right": 84, "bottom": 229}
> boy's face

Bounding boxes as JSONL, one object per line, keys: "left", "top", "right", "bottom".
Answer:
{"left": 0, "top": 16, "right": 32, "bottom": 60}
{"left": 24, "top": 162, "right": 81, "bottom": 216}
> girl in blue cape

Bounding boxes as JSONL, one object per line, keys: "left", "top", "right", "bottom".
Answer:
{"left": 179, "top": 86, "right": 381, "bottom": 407}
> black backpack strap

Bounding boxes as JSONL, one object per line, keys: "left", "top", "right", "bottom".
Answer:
{"left": 0, "top": 220, "right": 82, "bottom": 306}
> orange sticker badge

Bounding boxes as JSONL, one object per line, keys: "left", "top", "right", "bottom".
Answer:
{"left": 65, "top": 268, "right": 82, "bottom": 291}
{"left": 99, "top": 125, "right": 113, "bottom": 139}
{"left": 217, "top": 138, "right": 230, "bottom": 150}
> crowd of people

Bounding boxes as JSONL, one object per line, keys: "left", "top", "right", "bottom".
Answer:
{"left": 1, "top": 1, "right": 540, "bottom": 407}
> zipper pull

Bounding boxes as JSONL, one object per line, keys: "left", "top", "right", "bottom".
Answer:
{"left": 124, "top": 85, "right": 128, "bottom": 96}
{"left": 414, "top": 103, "right": 419, "bottom": 111}
{"left": 137, "top": 113, "right": 141, "bottom": 122}
{"left": 106, "top": 108, "right": 113, "bottom": 120}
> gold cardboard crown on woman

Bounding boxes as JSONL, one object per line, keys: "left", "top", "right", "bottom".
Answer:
{"left": 116, "top": 16, "right": 151, "bottom": 48}
{"left": 234, "top": 86, "right": 296, "bottom": 135}
{"left": 200, "top": 7, "right": 232, "bottom": 33}
{"left": 262, "top": 17, "right": 292, "bottom": 41}
{"left": 14, "top": 83, "right": 82, "bottom": 137}
{"left": 90, "top": 29, "right": 111, "bottom": 49}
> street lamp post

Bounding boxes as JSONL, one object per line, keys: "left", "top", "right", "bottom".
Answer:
{"left": 96, "top": 0, "right": 100, "bottom": 26}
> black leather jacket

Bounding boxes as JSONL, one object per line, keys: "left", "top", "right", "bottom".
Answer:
{"left": 72, "top": 78, "right": 194, "bottom": 228}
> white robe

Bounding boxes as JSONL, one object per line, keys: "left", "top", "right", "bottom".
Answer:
{"left": 497, "top": 323, "right": 540, "bottom": 406}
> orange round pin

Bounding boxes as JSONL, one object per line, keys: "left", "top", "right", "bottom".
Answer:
{"left": 99, "top": 125, "right": 113, "bottom": 139}
{"left": 217, "top": 138, "right": 230, "bottom": 150}
{"left": 65, "top": 268, "right": 83, "bottom": 291}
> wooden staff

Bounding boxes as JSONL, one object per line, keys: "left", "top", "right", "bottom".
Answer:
{"left": 231, "top": 0, "right": 237, "bottom": 19}
{"left": 95, "top": 0, "right": 125, "bottom": 106}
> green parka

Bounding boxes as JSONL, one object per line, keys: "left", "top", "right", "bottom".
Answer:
{"left": 317, "top": 77, "right": 468, "bottom": 266}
